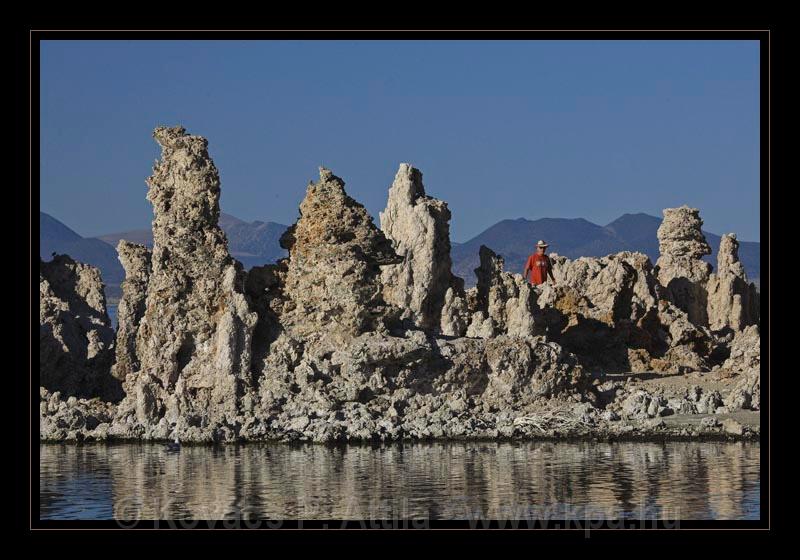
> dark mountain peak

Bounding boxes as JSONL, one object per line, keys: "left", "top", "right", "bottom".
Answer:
{"left": 605, "top": 213, "right": 662, "bottom": 230}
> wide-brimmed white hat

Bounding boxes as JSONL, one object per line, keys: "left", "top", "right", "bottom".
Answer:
{"left": 536, "top": 240, "right": 549, "bottom": 248}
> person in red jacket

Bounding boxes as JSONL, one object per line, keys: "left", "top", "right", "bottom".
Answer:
{"left": 523, "top": 240, "right": 556, "bottom": 285}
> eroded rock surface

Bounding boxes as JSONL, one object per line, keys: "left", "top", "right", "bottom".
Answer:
{"left": 466, "top": 246, "right": 537, "bottom": 338}
{"left": 707, "top": 234, "right": 760, "bottom": 331}
{"left": 380, "top": 164, "right": 455, "bottom": 331}
{"left": 277, "top": 167, "right": 400, "bottom": 344}
{"left": 38, "top": 126, "right": 761, "bottom": 444}
{"left": 655, "top": 206, "right": 712, "bottom": 326}
{"left": 250, "top": 329, "right": 589, "bottom": 442}
{"left": 111, "top": 241, "right": 151, "bottom": 382}
{"left": 40, "top": 387, "right": 115, "bottom": 442}
{"left": 526, "top": 251, "right": 714, "bottom": 374}
{"left": 112, "top": 126, "right": 257, "bottom": 442}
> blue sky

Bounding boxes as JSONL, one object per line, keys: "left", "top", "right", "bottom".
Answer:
{"left": 40, "top": 40, "right": 760, "bottom": 242}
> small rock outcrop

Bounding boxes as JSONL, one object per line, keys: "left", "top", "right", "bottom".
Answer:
{"left": 439, "top": 281, "right": 472, "bottom": 337}
{"left": 548, "top": 252, "right": 659, "bottom": 323}
{"left": 278, "top": 167, "right": 401, "bottom": 343}
{"left": 40, "top": 255, "right": 121, "bottom": 401}
{"left": 722, "top": 324, "right": 761, "bottom": 372}
{"left": 652, "top": 300, "right": 712, "bottom": 373}
{"left": 655, "top": 206, "right": 712, "bottom": 326}
{"left": 110, "top": 241, "right": 151, "bottom": 382}
{"left": 706, "top": 234, "right": 760, "bottom": 331}
{"left": 466, "top": 246, "right": 537, "bottom": 338}
{"left": 726, "top": 369, "right": 760, "bottom": 411}
{"left": 722, "top": 325, "right": 760, "bottom": 410}
{"left": 113, "top": 126, "right": 257, "bottom": 442}
{"left": 40, "top": 387, "right": 115, "bottom": 442}
{"left": 380, "top": 164, "right": 455, "bottom": 332}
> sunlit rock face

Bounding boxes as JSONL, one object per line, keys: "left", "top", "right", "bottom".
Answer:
{"left": 706, "top": 234, "right": 759, "bottom": 332}
{"left": 723, "top": 325, "right": 760, "bottom": 411}
{"left": 278, "top": 167, "right": 401, "bottom": 344}
{"left": 112, "top": 126, "right": 257, "bottom": 442}
{"left": 655, "top": 206, "right": 712, "bottom": 327}
{"left": 380, "top": 163, "right": 456, "bottom": 332}
{"left": 535, "top": 251, "right": 712, "bottom": 373}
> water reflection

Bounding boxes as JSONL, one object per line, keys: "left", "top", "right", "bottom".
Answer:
{"left": 40, "top": 441, "right": 760, "bottom": 521}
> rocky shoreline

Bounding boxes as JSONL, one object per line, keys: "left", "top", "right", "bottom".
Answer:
{"left": 39, "top": 126, "right": 761, "bottom": 445}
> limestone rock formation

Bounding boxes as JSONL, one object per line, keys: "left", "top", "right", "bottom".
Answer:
{"left": 706, "top": 234, "right": 760, "bottom": 331}
{"left": 278, "top": 167, "right": 401, "bottom": 342}
{"left": 726, "top": 368, "right": 760, "bottom": 410}
{"left": 722, "top": 324, "right": 761, "bottom": 373}
{"left": 652, "top": 300, "right": 712, "bottom": 372}
{"left": 720, "top": 325, "right": 760, "bottom": 410}
{"left": 480, "top": 336, "right": 586, "bottom": 406}
{"left": 113, "top": 126, "right": 258, "bottom": 442}
{"left": 40, "top": 255, "right": 121, "bottom": 401}
{"left": 655, "top": 206, "right": 712, "bottom": 326}
{"left": 380, "top": 164, "right": 455, "bottom": 331}
{"left": 110, "top": 241, "right": 151, "bottom": 382}
{"left": 251, "top": 328, "right": 589, "bottom": 442}
{"left": 37, "top": 124, "right": 762, "bottom": 443}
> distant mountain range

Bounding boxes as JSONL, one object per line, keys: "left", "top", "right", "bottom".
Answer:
{"left": 40, "top": 212, "right": 289, "bottom": 301}
{"left": 40, "top": 211, "right": 760, "bottom": 301}
{"left": 452, "top": 213, "right": 760, "bottom": 288}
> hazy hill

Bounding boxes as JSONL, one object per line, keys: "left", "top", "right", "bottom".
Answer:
{"left": 40, "top": 212, "right": 125, "bottom": 299}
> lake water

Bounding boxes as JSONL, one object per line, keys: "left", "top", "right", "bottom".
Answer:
{"left": 39, "top": 441, "right": 760, "bottom": 522}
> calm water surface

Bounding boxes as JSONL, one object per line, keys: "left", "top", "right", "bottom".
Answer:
{"left": 40, "top": 441, "right": 760, "bottom": 521}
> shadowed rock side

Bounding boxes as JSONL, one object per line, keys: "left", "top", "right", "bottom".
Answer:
{"left": 39, "top": 255, "right": 121, "bottom": 402}
{"left": 110, "top": 241, "right": 151, "bottom": 382}
{"left": 39, "top": 126, "right": 761, "bottom": 443}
